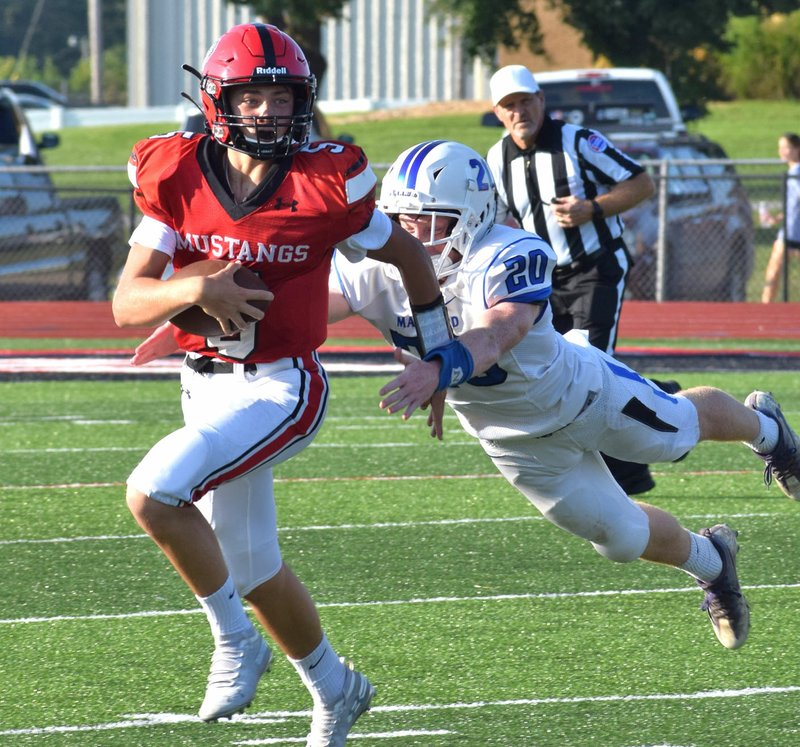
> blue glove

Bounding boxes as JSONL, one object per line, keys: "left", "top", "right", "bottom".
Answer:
{"left": 423, "top": 339, "right": 474, "bottom": 391}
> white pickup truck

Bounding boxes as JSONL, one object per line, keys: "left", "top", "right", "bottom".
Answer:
{"left": 532, "top": 67, "right": 692, "bottom": 138}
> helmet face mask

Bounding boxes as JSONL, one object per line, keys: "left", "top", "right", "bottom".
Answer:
{"left": 197, "top": 23, "right": 316, "bottom": 159}
{"left": 397, "top": 211, "right": 462, "bottom": 277}
{"left": 378, "top": 141, "right": 497, "bottom": 278}
{"left": 217, "top": 84, "right": 299, "bottom": 158}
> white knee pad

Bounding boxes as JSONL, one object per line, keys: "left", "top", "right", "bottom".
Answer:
{"left": 542, "top": 495, "right": 650, "bottom": 563}
{"left": 590, "top": 504, "right": 650, "bottom": 563}
{"left": 197, "top": 468, "right": 283, "bottom": 596}
{"left": 488, "top": 442, "right": 651, "bottom": 565}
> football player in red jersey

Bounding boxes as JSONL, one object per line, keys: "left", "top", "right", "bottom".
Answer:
{"left": 112, "top": 23, "right": 468, "bottom": 745}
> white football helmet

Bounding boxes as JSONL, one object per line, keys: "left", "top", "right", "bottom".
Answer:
{"left": 378, "top": 140, "right": 497, "bottom": 278}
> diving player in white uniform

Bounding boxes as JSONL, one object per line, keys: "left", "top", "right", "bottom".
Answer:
{"left": 337, "top": 140, "right": 800, "bottom": 652}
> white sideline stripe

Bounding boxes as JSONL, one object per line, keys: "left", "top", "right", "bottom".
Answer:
{"left": 1, "top": 687, "right": 797, "bottom": 739}
{"left": 2, "top": 582, "right": 798, "bottom": 626}
{"left": 0, "top": 533, "right": 148, "bottom": 546}
{"left": 0, "top": 512, "right": 779, "bottom": 547}
{"left": 1, "top": 515, "right": 544, "bottom": 546}
{"left": 366, "top": 685, "right": 800, "bottom": 712}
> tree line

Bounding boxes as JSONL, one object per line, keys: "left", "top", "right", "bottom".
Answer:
{"left": 2, "top": 0, "right": 799, "bottom": 107}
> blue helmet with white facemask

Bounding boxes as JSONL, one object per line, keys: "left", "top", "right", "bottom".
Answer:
{"left": 378, "top": 140, "right": 497, "bottom": 278}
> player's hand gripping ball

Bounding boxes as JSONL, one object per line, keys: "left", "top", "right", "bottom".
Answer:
{"left": 169, "top": 259, "right": 271, "bottom": 336}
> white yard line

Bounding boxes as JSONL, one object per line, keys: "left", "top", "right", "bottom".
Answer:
{"left": 2, "top": 581, "right": 798, "bottom": 626}
{"left": 0, "top": 468, "right": 763, "bottom": 492}
{"left": 231, "top": 729, "right": 453, "bottom": 744}
{"left": 0, "top": 686, "right": 797, "bottom": 740}
{"left": 3, "top": 441, "right": 478, "bottom": 454}
{"left": 0, "top": 512, "right": 780, "bottom": 547}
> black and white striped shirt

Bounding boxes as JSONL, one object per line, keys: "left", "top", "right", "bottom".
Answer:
{"left": 486, "top": 116, "right": 644, "bottom": 267}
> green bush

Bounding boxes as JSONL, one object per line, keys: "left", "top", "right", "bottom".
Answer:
{"left": 0, "top": 54, "right": 67, "bottom": 94}
{"left": 720, "top": 11, "right": 800, "bottom": 99}
{"left": 68, "top": 44, "right": 127, "bottom": 105}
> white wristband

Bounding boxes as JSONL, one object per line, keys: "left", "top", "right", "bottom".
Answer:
{"left": 411, "top": 296, "right": 453, "bottom": 356}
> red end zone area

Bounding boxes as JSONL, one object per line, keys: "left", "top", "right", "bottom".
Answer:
{"left": 0, "top": 301, "right": 797, "bottom": 344}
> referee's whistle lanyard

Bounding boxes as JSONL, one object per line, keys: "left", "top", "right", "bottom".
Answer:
{"left": 523, "top": 154, "right": 570, "bottom": 243}
{"left": 523, "top": 155, "right": 545, "bottom": 208}
{"left": 523, "top": 154, "right": 565, "bottom": 219}
{"left": 522, "top": 155, "right": 553, "bottom": 234}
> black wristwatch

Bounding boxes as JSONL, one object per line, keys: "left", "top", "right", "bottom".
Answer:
{"left": 591, "top": 199, "right": 604, "bottom": 219}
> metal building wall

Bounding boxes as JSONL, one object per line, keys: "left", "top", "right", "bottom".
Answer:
{"left": 321, "top": 0, "right": 491, "bottom": 107}
{"left": 127, "top": 0, "right": 257, "bottom": 107}
{"left": 127, "top": 0, "right": 490, "bottom": 108}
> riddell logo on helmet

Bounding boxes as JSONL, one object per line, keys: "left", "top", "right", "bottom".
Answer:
{"left": 255, "top": 66, "right": 288, "bottom": 75}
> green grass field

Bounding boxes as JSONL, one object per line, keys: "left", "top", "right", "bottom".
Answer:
{"left": 41, "top": 99, "right": 800, "bottom": 167}
{"left": 1, "top": 372, "right": 799, "bottom": 746}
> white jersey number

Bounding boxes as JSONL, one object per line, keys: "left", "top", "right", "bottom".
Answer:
{"left": 207, "top": 324, "right": 257, "bottom": 359}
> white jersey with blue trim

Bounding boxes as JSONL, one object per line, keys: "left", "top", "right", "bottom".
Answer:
{"left": 331, "top": 223, "right": 604, "bottom": 440}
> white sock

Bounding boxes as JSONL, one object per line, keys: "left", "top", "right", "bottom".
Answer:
{"left": 196, "top": 576, "right": 254, "bottom": 642}
{"left": 289, "top": 633, "right": 346, "bottom": 705}
{"left": 680, "top": 532, "right": 723, "bottom": 583}
{"left": 746, "top": 411, "right": 780, "bottom": 454}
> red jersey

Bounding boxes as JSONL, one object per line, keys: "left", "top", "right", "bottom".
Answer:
{"left": 128, "top": 132, "right": 376, "bottom": 362}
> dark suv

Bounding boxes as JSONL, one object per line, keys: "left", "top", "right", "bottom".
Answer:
{"left": 0, "top": 87, "right": 125, "bottom": 300}
{"left": 0, "top": 80, "right": 69, "bottom": 110}
{"left": 617, "top": 134, "right": 754, "bottom": 301}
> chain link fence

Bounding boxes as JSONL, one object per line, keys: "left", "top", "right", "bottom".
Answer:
{"left": 625, "top": 158, "right": 796, "bottom": 302}
{"left": 0, "top": 166, "right": 133, "bottom": 301}
{"left": 0, "top": 161, "right": 796, "bottom": 303}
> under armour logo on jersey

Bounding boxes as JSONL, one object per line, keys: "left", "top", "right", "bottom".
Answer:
{"left": 273, "top": 197, "right": 299, "bottom": 212}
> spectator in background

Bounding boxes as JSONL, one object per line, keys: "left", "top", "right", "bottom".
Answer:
{"left": 762, "top": 132, "right": 800, "bottom": 303}
{"left": 485, "top": 64, "right": 676, "bottom": 496}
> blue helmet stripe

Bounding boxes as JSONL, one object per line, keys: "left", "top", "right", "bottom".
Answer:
{"left": 397, "top": 140, "right": 447, "bottom": 188}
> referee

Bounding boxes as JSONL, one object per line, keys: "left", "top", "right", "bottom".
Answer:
{"left": 486, "top": 65, "right": 668, "bottom": 496}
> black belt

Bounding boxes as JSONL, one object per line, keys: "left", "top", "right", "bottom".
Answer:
{"left": 554, "top": 248, "right": 609, "bottom": 278}
{"left": 185, "top": 355, "right": 257, "bottom": 375}
{"left": 553, "top": 238, "right": 626, "bottom": 278}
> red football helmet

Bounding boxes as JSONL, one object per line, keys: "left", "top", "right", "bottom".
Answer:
{"left": 196, "top": 23, "right": 316, "bottom": 159}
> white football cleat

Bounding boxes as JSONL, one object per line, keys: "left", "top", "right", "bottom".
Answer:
{"left": 198, "top": 630, "right": 272, "bottom": 722}
{"left": 305, "top": 660, "right": 375, "bottom": 746}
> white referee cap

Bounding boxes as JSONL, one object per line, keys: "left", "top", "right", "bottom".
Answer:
{"left": 490, "top": 65, "right": 540, "bottom": 106}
